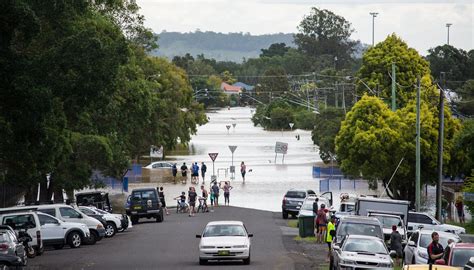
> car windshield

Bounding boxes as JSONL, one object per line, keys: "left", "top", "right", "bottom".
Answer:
{"left": 451, "top": 249, "right": 474, "bottom": 267}
{"left": 419, "top": 234, "right": 457, "bottom": 248}
{"left": 343, "top": 238, "right": 387, "bottom": 254}
{"left": 286, "top": 191, "right": 306, "bottom": 199}
{"left": 373, "top": 216, "right": 402, "bottom": 228}
{"left": 337, "top": 222, "right": 383, "bottom": 239}
{"left": 203, "top": 225, "right": 247, "bottom": 237}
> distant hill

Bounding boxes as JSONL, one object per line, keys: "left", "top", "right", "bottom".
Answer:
{"left": 151, "top": 31, "right": 295, "bottom": 63}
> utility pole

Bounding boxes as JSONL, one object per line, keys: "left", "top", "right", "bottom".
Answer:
{"left": 334, "top": 82, "right": 338, "bottom": 108}
{"left": 436, "top": 72, "right": 446, "bottom": 220}
{"left": 391, "top": 63, "right": 396, "bottom": 111}
{"left": 446, "top": 23, "right": 452, "bottom": 45}
{"left": 416, "top": 76, "right": 421, "bottom": 211}
{"left": 370, "top": 12, "right": 379, "bottom": 46}
{"left": 342, "top": 84, "right": 346, "bottom": 114}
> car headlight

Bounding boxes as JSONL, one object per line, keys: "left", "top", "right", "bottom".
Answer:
{"left": 417, "top": 250, "right": 429, "bottom": 260}
{"left": 200, "top": 246, "right": 215, "bottom": 249}
{"left": 379, "top": 262, "right": 393, "bottom": 268}
{"left": 340, "top": 259, "right": 355, "bottom": 265}
{"left": 97, "top": 224, "right": 104, "bottom": 229}
{"left": 233, "top": 245, "right": 248, "bottom": 248}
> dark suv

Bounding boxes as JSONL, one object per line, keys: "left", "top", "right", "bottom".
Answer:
{"left": 126, "top": 188, "right": 163, "bottom": 224}
{"left": 281, "top": 189, "right": 316, "bottom": 219}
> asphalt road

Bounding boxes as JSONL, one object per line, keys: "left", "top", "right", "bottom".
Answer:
{"left": 29, "top": 206, "right": 294, "bottom": 270}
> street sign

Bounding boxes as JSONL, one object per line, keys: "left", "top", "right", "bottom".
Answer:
{"left": 228, "top": 145, "right": 237, "bottom": 153}
{"left": 232, "top": 123, "right": 237, "bottom": 128}
{"left": 208, "top": 153, "right": 219, "bottom": 162}
{"left": 289, "top": 123, "right": 294, "bottom": 130}
{"left": 275, "top": 142, "right": 288, "bottom": 154}
{"left": 226, "top": 125, "right": 231, "bottom": 130}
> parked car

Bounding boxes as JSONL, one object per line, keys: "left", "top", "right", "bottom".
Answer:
{"left": 144, "top": 161, "right": 174, "bottom": 170}
{"left": 332, "top": 235, "right": 394, "bottom": 269}
{"left": 93, "top": 207, "right": 129, "bottom": 232}
{"left": 13, "top": 204, "right": 106, "bottom": 245}
{"left": 403, "top": 229, "right": 461, "bottom": 265}
{"left": 334, "top": 216, "right": 384, "bottom": 245}
{"left": 126, "top": 188, "right": 164, "bottom": 224}
{"left": 408, "top": 212, "right": 465, "bottom": 235}
{"left": 0, "top": 210, "right": 43, "bottom": 256}
{"left": 369, "top": 213, "right": 407, "bottom": 243}
{"left": 465, "top": 256, "right": 474, "bottom": 270}
{"left": 0, "top": 226, "right": 27, "bottom": 266}
{"left": 75, "top": 191, "right": 112, "bottom": 212}
{"left": 196, "top": 221, "right": 253, "bottom": 265}
{"left": 403, "top": 265, "right": 460, "bottom": 270}
{"left": 439, "top": 243, "right": 474, "bottom": 267}
{"left": 36, "top": 212, "right": 89, "bottom": 249}
{"left": 281, "top": 189, "right": 316, "bottom": 219}
{"left": 297, "top": 196, "right": 330, "bottom": 217}
{"left": 0, "top": 253, "right": 24, "bottom": 268}
{"left": 78, "top": 206, "right": 122, "bottom": 237}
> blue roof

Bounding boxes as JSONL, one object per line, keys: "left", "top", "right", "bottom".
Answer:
{"left": 233, "top": 82, "right": 254, "bottom": 91}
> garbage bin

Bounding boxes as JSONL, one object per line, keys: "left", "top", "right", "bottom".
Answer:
{"left": 298, "top": 215, "right": 315, "bottom": 238}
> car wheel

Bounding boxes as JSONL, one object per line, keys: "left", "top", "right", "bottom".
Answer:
{"left": 199, "top": 258, "right": 207, "bottom": 265}
{"left": 243, "top": 256, "right": 251, "bottom": 265}
{"left": 131, "top": 215, "right": 139, "bottom": 225}
{"left": 105, "top": 222, "right": 117, "bottom": 238}
{"left": 26, "top": 246, "right": 36, "bottom": 258}
{"left": 53, "top": 244, "right": 64, "bottom": 250}
{"left": 282, "top": 211, "right": 288, "bottom": 219}
{"left": 85, "top": 230, "right": 98, "bottom": 245}
{"left": 67, "top": 231, "right": 82, "bottom": 248}
{"left": 156, "top": 212, "right": 163, "bottom": 223}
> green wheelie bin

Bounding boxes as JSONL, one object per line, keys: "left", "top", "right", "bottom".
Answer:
{"left": 298, "top": 215, "right": 315, "bottom": 237}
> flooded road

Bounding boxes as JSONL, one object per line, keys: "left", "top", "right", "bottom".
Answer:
{"left": 133, "top": 107, "right": 321, "bottom": 212}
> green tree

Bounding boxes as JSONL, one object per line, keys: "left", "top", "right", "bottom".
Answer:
{"left": 312, "top": 107, "right": 345, "bottom": 163}
{"left": 260, "top": 43, "right": 290, "bottom": 58}
{"left": 451, "top": 119, "right": 474, "bottom": 178}
{"left": 256, "top": 67, "right": 289, "bottom": 103}
{"left": 426, "top": 45, "right": 471, "bottom": 84}
{"left": 455, "top": 80, "right": 474, "bottom": 117}
{"left": 294, "top": 7, "right": 356, "bottom": 68}
{"left": 220, "top": 70, "right": 237, "bottom": 84}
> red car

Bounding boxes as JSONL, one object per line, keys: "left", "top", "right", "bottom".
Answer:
{"left": 441, "top": 243, "right": 474, "bottom": 268}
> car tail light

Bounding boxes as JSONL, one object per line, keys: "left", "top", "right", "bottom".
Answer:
{"left": 0, "top": 243, "right": 9, "bottom": 253}
{"left": 37, "top": 230, "right": 41, "bottom": 246}
{"left": 282, "top": 197, "right": 287, "bottom": 206}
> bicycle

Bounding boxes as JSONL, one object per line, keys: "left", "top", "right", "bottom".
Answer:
{"left": 176, "top": 199, "right": 189, "bottom": 213}
{"left": 196, "top": 197, "right": 209, "bottom": 213}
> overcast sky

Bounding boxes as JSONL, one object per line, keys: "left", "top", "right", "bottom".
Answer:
{"left": 136, "top": 0, "right": 473, "bottom": 55}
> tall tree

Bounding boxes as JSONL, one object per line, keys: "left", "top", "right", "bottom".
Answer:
{"left": 260, "top": 43, "right": 290, "bottom": 58}
{"left": 426, "top": 45, "right": 471, "bottom": 84}
{"left": 312, "top": 107, "right": 345, "bottom": 163}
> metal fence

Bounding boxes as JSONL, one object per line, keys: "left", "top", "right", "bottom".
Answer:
{"left": 92, "top": 164, "right": 143, "bottom": 190}
{"left": 312, "top": 166, "right": 343, "bottom": 178}
{"left": 319, "top": 178, "right": 370, "bottom": 193}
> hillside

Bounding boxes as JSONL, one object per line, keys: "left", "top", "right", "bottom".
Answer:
{"left": 152, "top": 31, "right": 295, "bottom": 62}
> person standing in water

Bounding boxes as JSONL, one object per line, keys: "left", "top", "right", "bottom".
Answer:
{"left": 240, "top": 161, "right": 246, "bottom": 182}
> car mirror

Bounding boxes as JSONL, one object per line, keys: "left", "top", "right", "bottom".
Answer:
{"left": 78, "top": 214, "right": 83, "bottom": 218}
{"left": 248, "top": 234, "right": 253, "bottom": 238}
{"left": 432, "top": 220, "right": 437, "bottom": 225}
{"left": 196, "top": 235, "right": 201, "bottom": 238}
{"left": 333, "top": 245, "right": 340, "bottom": 251}
{"left": 408, "top": 241, "right": 416, "bottom": 247}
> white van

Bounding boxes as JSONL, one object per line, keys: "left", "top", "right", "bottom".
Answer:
{"left": 13, "top": 204, "right": 105, "bottom": 245}
{"left": 0, "top": 211, "right": 43, "bottom": 256}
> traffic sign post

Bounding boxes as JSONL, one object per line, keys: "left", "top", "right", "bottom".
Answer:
{"left": 228, "top": 145, "right": 238, "bottom": 180}
{"left": 208, "top": 152, "right": 219, "bottom": 180}
{"left": 289, "top": 122, "right": 294, "bottom": 131}
{"left": 232, "top": 123, "right": 237, "bottom": 132}
{"left": 274, "top": 142, "right": 288, "bottom": 164}
{"left": 226, "top": 125, "right": 231, "bottom": 134}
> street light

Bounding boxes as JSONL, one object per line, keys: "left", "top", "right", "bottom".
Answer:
{"left": 446, "top": 23, "right": 452, "bottom": 45}
{"left": 370, "top": 12, "right": 379, "bottom": 47}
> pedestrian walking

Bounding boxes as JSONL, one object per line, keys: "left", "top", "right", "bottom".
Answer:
{"left": 390, "top": 225, "right": 403, "bottom": 267}
{"left": 455, "top": 196, "right": 465, "bottom": 224}
{"left": 201, "top": 162, "right": 207, "bottom": 183}
{"left": 192, "top": 162, "right": 200, "bottom": 184}
{"left": 180, "top": 162, "right": 188, "bottom": 183}
{"left": 199, "top": 185, "right": 209, "bottom": 212}
{"left": 240, "top": 161, "right": 246, "bottom": 182}
{"left": 212, "top": 181, "right": 220, "bottom": 206}
{"left": 188, "top": 187, "right": 197, "bottom": 217}
{"left": 316, "top": 204, "right": 328, "bottom": 243}
{"left": 223, "top": 181, "right": 233, "bottom": 206}
{"left": 172, "top": 163, "right": 178, "bottom": 183}
{"left": 326, "top": 216, "right": 336, "bottom": 261}
{"left": 427, "top": 232, "right": 444, "bottom": 264}
{"left": 157, "top": 187, "right": 169, "bottom": 215}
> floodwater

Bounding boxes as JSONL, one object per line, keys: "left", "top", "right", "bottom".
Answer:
{"left": 128, "top": 107, "right": 378, "bottom": 212}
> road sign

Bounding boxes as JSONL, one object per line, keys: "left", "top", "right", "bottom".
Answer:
{"left": 226, "top": 125, "right": 231, "bottom": 130}
{"left": 275, "top": 142, "right": 288, "bottom": 154}
{"left": 289, "top": 123, "right": 294, "bottom": 130}
{"left": 228, "top": 145, "right": 237, "bottom": 153}
{"left": 208, "top": 153, "right": 219, "bottom": 162}
{"left": 232, "top": 123, "right": 237, "bottom": 128}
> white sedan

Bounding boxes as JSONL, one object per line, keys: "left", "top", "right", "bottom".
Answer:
{"left": 196, "top": 221, "right": 252, "bottom": 265}
{"left": 404, "top": 229, "right": 460, "bottom": 265}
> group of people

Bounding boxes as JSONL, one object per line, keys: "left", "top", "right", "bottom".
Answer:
{"left": 172, "top": 162, "right": 207, "bottom": 184}
{"left": 157, "top": 181, "right": 234, "bottom": 218}
{"left": 312, "top": 199, "right": 337, "bottom": 260}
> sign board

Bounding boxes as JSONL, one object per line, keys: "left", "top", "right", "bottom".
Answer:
{"left": 275, "top": 142, "right": 288, "bottom": 154}
{"left": 289, "top": 123, "right": 294, "bottom": 129}
{"left": 208, "top": 153, "right": 219, "bottom": 162}
{"left": 228, "top": 145, "right": 237, "bottom": 153}
{"left": 226, "top": 125, "right": 231, "bottom": 130}
{"left": 230, "top": 166, "right": 235, "bottom": 173}
{"left": 232, "top": 123, "right": 237, "bottom": 128}
{"left": 150, "top": 145, "right": 163, "bottom": 158}
{"left": 464, "top": 192, "right": 474, "bottom": 202}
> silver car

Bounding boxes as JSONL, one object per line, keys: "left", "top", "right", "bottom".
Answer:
{"left": 0, "top": 226, "right": 27, "bottom": 266}
{"left": 403, "top": 229, "right": 460, "bottom": 265}
{"left": 332, "top": 235, "right": 393, "bottom": 269}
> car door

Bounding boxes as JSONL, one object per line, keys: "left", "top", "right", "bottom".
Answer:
{"left": 405, "top": 232, "right": 419, "bottom": 264}
{"left": 38, "top": 214, "right": 64, "bottom": 242}
{"left": 320, "top": 191, "right": 333, "bottom": 207}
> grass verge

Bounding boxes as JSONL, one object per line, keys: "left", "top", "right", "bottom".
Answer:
{"left": 288, "top": 220, "right": 298, "bottom": 228}
{"left": 294, "top": 236, "right": 317, "bottom": 243}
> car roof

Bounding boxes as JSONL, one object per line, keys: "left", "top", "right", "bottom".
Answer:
{"left": 287, "top": 189, "right": 310, "bottom": 193}
{"left": 76, "top": 191, "right": 107, "bottom": 195}
{"left": 345, "top": 234, "right": 383, "bottom": 241}
{"left": 207, "top": 221, "right": 244, "bottom": 226}
{"left": 0, "top": 211, "right": 38, "bottom": 216}
{"left": 452, "top": 243, "right": 474, "bottom": 249}
{"left": 370, "top": 213, "right": 401, "bottom": 218}
{"left": 339, "top": 215, "right": 381, "bottom": 223}
{"left": 132, "top": 188, "right": 157, "bottom": 192}
{"left": 416, "top": 229, "right": 460, "bottom": 238}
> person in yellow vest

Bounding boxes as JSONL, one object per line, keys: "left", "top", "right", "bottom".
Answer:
{"left": 326, "top": 216, "right": 337, "bottom": 261}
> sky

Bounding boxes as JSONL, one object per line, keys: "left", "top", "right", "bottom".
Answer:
{"left": 136, "top": 0, "right": 473, "bottom": 55}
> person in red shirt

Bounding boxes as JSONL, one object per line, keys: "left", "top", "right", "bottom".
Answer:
{"left": 427, "top": 232, "right": 444, "bottom": 264}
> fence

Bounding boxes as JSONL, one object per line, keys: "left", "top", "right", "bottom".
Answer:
{"left": 92, "top": 164, "right": 143, "bottom": 190}
{"left": 319, "top": 178, "right": 370, "bottom": 193}
{"left": 312, "top": 166, "right": 343, "bottom": 178}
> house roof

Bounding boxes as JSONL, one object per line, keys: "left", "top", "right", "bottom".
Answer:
{"left": 233, "top": 82, "right": 254, "bottom": 91}
{"left": 221, "top": 82, "right": 242, "bottom": 92}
